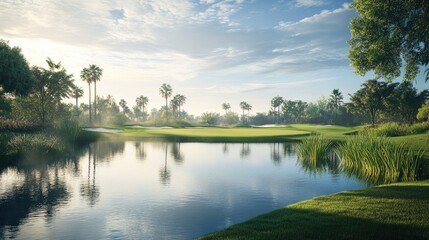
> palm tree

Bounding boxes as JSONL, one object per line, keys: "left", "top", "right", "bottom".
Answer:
{"left": 170, "top": 97, "right": 179, "bottom": 118}
{"left": 240, "top": 101, "right": 247, "bottom": 123}
{"left": 88, "top": 65, "right": 103, "bottom": 122}
{"left": 80, "top": 68, "right": 92, "bottom": 124}
{"left": 159, "top": 83, "right": 173, "bottom": 122}
{"left": 136, "top": 95, "right": 149, "bottom": 121}
{"left": 245, "top": 103, "right": 252, "bottom": 120}
{"left": 271, "top": 96, "right": 283, "bottom": 124}
{"left": 328, "top": 89, "right": 343, "bottom": 111}
{"left": 222, "top": 103, "right": 231, "bottom": 114}
{"left": 175, "top": 94, "right": 186, "bottom": 113}
{"left": 71, "top": 86, "right": 84, "bottom": 115}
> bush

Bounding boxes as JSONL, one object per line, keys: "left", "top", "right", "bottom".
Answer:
{"left": 359, "top": 122, "right": 429, "bottom": 137}
{"left": 0, "top": 117, "right": 42, "bottom": 132}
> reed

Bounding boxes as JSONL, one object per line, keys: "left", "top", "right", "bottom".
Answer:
{"left": 8, "top": 133, "right": 65, "bottom": 155}
{"left": 337, "top": 135, "right": 425, "bottom": 184}
{"left": 297, "top": 135, "right": 333, "bottom": 164}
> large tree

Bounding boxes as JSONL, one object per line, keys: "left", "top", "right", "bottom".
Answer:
{"left": 348, "top": 0, "right": 429, "bottom": 82}
{"left": 0, "top": 40, "right": 33, "bottom": 97}
{"left": 80, "top": 68, "right": 92, "bottom": 124}
{"left": 348, "top": 79, "right": 395, "bottom": 127}
{"left": 31, "top": 58, "right": 75, "bottom": 125}
{"left": 159, "top": 83, "right": 173, "bottom": 122}
{"left": 328, "top": 89, "right": 343, "bottom": 111}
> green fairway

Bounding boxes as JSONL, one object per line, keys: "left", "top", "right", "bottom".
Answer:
{"left": 112, "top": 127, "right": 311, "bottom": 142}
{"left": 200, "top": 180, "right": 429, "bottom": 240}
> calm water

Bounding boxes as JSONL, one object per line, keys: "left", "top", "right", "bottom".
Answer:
{"left": 0, "top": 141, "right": 367, "bottom": 239}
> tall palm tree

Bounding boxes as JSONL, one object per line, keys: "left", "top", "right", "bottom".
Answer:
{"left": 222, "top": 103, "right": 231, "bottom": 114}
{"left": 170, "top": 97, "right": 179, "bottom": 118}
{"left": 88, "top": 65, "right": 103, "bottom": 122}
{"left": 245, "top": 103, "right": 252, "bottom": 119}
{"left": 328, "top": 89, "right": 343, "bottom": 111}
{"left": 80, "top": 68, "right": 92, "bottom": 124}
{"left": 271, "top": 96, "right": 283, "bottom": 124}
{"left": 71, "top": 86, "right": 84, "bottom": 115}
{"left": 159, "top": 83, "right": 173, "bottom": 122}
{"left": 240, "top": 101, "right": 247, "bottom": 123}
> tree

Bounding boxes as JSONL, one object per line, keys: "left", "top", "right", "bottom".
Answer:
{"left": 222, "top": 103, "right": 231, "bottom": 114}
{"left": 71, "top": 86, "right": 84, "bottom": 115}
{"left": 348, "top": 0, "right": 429, "bottom": 82}
{"left": 0, "top": 40, "right": 33, "bottom": 97}
{"left": 200, "top": 112, "right": 220, "bottom": 125}
{"left": 348, "top": 79, "right": 394, "bottom": 127}
{"left": 85, "top": 65, "right": 103, "bottom": 122}
{"left": 171, "top": 94, "right": 186, "bottom": 119}
{"left": 417, "top": 102, "right": 429, "bottom": 121}
{"left": 31, "top": 58, "right": 75, "bottom": 125}
{"left": 386, "top": 82, "right": 429, "bottom": 123}
{"left": 328, "top": 89, "right": 343, "bottom": 111}
{"left": 245, "top": 102, "right": 252, "bottom": 120}
{"left": 159, "top": 83, "right": 172, "bottom": 122}
{"left": 80, "top": 68, "right": 92, "bottom": 124}
{"left": 239, "top": 101, "right": 247, "bottom": 123}
{"left": 271, "top": 96, "right": 283, "bottom": 124}
{"left": 136, "top": 95, "right": 149, "bottom": 121}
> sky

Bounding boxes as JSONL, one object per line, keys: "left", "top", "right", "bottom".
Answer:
{"left": 1, "top": 0, "right": 427, "bottom": 115}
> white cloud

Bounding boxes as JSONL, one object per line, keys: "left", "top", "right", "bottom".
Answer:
{"left": 294, "top": 0, "right": 326, "bottom": 8}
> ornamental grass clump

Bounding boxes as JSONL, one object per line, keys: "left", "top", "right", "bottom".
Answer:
{"left": 337, "top": 135, "right": 425, "bottom": 184}
{"left": 297, "top": 135, "right": 333, "bottom": 164}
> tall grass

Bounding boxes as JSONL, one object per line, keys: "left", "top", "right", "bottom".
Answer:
{"left": 337, "top": 135, "right": 425, "bottom": 184}
{"left": 297, "top": 136, "right": 332, "bottom": 162}
{"left": 8, "top": 134, "right": 65, "bottom": 155}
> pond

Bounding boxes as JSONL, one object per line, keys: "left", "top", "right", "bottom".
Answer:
{"left": 0, "top": 140, "right": 367, "bottom": 239}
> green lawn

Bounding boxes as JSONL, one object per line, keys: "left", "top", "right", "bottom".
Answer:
{"left": 111, "top": 127, "right": 311, "bottom": 142}
{"left": 200, "top": 180, "right": 429, "bottom": 240}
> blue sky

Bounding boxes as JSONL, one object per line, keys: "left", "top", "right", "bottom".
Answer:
{"left": 0, "top": 0, "right": 427, "bottom": 115}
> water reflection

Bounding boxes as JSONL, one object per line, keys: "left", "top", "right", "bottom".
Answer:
{"left": 171, "top": 142, "right": 184, "bottom": 164}
{"left": 0, "top": 163, "right": 70, "bottom": 239}
{"left": 240, "top": 143, "right": 251, "bottom": 158}
{"left": 80, "top": 145, "right": 100, "bottom": 206}
{"left": 297, "top": 151, "right": 340, "bottom": 175}
{"left": 135, "top": 142, "right": 147, "bottom": 160}
{"left": 0, "top": 141, "right": 373, "bottom": 239}
{"left": 160, "top": 143, "right": 171, "bottom": 185}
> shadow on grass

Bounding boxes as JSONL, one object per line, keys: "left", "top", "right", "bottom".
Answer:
{"left": 201, "top": 207, "right": 429, "bottom": 240}
{"left": 201, "top": 182, "right": 429, "bottom": 240}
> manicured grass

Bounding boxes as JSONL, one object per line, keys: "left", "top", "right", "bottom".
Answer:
{"left": 110, "top": 127, "right": 311, "bottom": 142}
{"left": 286, "top": 124, "right": 361, "bottom": 139}
{"left": 200, "top": 180, "right": 429, "bottom": 240}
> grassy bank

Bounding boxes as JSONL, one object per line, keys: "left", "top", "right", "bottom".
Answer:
{"left": 200, "top": 180, "right": 429, "bottom": 240}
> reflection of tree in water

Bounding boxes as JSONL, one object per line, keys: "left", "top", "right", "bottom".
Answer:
{"left": 80, "top": 145, "right": 100, "bottom": 206}
{"left": 92, "top": 140, "right": 125, "bottom": 162}
{"left": 171, "top": 142, "right": 184, "bottom": 164}
{"left": 270, "top": 143, "right": 282, "bottom": 165}
{"left": 282, "top": 143, "right": 297, "bottom": 157}
{"left": 240, "top": 143, "right": 251, "bottom": 158}
{"left": 135, "top": 142, "right": 147, "bottom": 160}
{"left": 222, "top": 143, "right": 229, "bottom": 154}
{"left": 159, "top": 143, "right": 171, "bottom": 185}
{"left": 0, "top": 164, "right": 70, "bottom": 239}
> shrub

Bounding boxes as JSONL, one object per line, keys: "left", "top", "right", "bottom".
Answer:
{"left": 8, "top": 134, "right": 65, "bottom": 155}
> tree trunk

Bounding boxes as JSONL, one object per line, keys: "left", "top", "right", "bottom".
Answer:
{"left": 165, "top": 97, "right": 168, "bottom": 122}
{"left": 75, "top": 96, "right": 79, "bottom": 115}
{"left": 88, "top": 83, "right": 92, "bottom": 125}
{"left": 94, "top": 80, "right": 97, "bottom": 123}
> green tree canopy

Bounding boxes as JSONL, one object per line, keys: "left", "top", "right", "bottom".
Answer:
{"left": 0, "top": 40, "right": 33, "bottom": 95}
{"left": 348, "top": 0, "right": 429, "bottom": 81}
